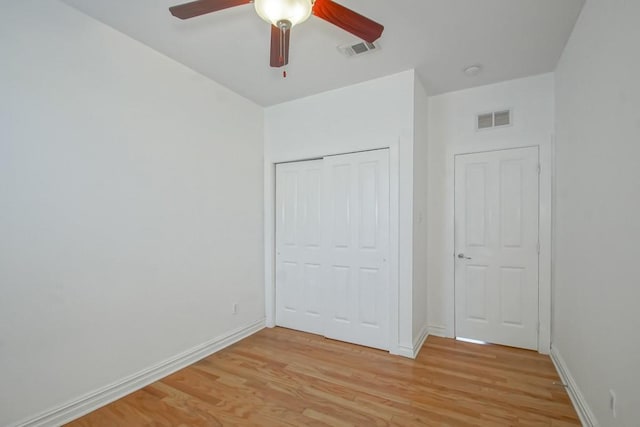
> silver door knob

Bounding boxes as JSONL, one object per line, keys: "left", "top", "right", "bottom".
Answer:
{"left": 457, "top": 253, "right": 472, "bottom": 260}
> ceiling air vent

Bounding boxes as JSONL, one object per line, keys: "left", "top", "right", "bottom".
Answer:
{"left": 338, "top": 41, "right": 380, "bottom": 57}
{"left": 477, "top": 109, "right": 512, "bottom": 130}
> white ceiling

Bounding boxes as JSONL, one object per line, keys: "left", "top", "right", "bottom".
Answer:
{"left": 61, "top": 0, "right": 584, "bottom": 106}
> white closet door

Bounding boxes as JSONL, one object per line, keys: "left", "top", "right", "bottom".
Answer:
{"left": 323, "top": 150, "right": 390, "bottom": 350}
{"left": 275, "top": 160, "right": 324, "bottom": 335}
{"left": 454, "top": 147, "right": 539, "bottom": 350}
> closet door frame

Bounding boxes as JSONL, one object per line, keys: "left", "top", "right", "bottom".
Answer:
{"left": 264, "top": 146, "right": 400, "bottom": 355}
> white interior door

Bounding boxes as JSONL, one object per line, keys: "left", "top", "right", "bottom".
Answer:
{"left": 275, "top": 150, "right": 390, "bottom": 350}
{"left": 454, "top": 147, "right": 539, "bottom": 350}
{"left": 323, "top": 150, "right": 390, "bottom": 350}
{"left": 275, "top": 160, "right": 324, "bottom": 335}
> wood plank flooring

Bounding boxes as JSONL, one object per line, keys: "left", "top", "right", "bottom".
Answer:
{"left": 67, "top": 327, "right": 579, "bottom": 426}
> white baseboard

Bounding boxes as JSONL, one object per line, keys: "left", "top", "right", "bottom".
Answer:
{"left": 11, "top": 319, "right": 265, "bottom": 427}
{"left": 413, "top": 325, "right": 429, "bottom": 357}
{"left": 391, "top": 325, "right": 430, "bottom": 359}
{"left": 392, "top": 345, "right": 415, "bottom": 358}
{"left": 428, "top": 325, "right": 448, "bottom": 337}
{"left": 550, "top": 345, "right": 598, "bottom": 427}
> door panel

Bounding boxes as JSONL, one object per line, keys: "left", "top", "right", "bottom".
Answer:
{"left": 499, "top": 267, "right": 525, "bottom": 325}
{"left": 465, "top": 163, "right": 489, "bottom": 248}
{"left": 303, "top": 168, "right": 322, "bottom": 247}
{"left": 358, "top": 267, "right": 380, "bottom": 326}
{"left": 500, "top": 160, "right": 524, "bottom": 248}
{"left": 323, "top": 150, "right": 389, "bottom": 350}
{"left": 330, "top": 164, "right": 351, "bottom": 248}
{"left": 466, "top": 265, "right": 489, "bottom": 322}
{"left": 303, "top": 263, "right": 322, "bottom": 315}
{"left": 275, "top": 160, "right": 324, "bottom": 335}
{"left": 358, "top": 161, "right": 379, "bottom": 250}
{"left": 331, "top": 265, "right": 351, "bottom": 322}
{"left": 455, "top": 147, "right": 539, "bottom": 350}
{"left": 281, "top": 261, "right": 299, "bottom": 311}
{"left": 281, "top": 170, "right": 299, "bottom": 246}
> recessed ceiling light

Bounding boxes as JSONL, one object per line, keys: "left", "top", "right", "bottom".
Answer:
{"left": 463, "top": 64, "right": 483, "bottom": 77}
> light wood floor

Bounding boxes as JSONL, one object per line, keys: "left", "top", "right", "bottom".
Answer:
{"left": 67, "top": 327, "right": 579, "bottom": 426}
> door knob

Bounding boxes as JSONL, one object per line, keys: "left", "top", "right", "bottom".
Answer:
{"left": 457, "top": 253, "right": 472, "bottom": 260}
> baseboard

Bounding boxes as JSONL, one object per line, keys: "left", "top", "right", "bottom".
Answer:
{"left": 392, "top": 325, "right": 430, "bottom": 359}
{"left": 11, "top": 319, "right": 266, "bottom": 427}
{"left": 428, "top": 325, "right": 447, "bottom": 337}
{"left": 412, "top": 325, "right": 430, "bottom": 357}
{"left": 550, "top": 345, "right": 599, "bottom": 427}
{"left": 392, "top": 345, "right": 415, "bottom": 358}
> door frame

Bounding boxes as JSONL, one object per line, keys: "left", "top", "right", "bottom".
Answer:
{"left": 451, "top": 143, "right": 552, "bottom": 354}
{"left": 264, "top": 147, "right": 401, "bottom": 355}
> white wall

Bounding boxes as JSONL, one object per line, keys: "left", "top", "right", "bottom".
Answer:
{"left": 264, "top": 70, "right": 417, "bottom": 354}
{"left": 412, "top": 76, "right": 429, "bottom": 347}
{"left": 554, "top": 0, "right": 640, "bottom": 424}
{"left": 0, "top": 1, "right": 264, "bottom": 425}
{"left": 427, "top": 74, "right": 554, "bottom": 349}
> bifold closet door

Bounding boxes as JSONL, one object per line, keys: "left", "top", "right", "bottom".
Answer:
{"left": 322, "top": 150, "right": 390, "bottom": 350}
{"left": 275, "top": 150, "right": 390, "bottom": 350}
{"left": 275, "top": 160, "right": 324, "bottom": 335}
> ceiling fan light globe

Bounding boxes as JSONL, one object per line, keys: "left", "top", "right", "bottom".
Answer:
{"left": 254, "top": 0, "right": 313, "bottom": 27}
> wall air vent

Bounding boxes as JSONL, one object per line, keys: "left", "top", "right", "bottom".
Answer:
{"left": 338, "top": 41, "right": 380, "bottom": 57}
{"left": 477, "top": 109, "right": 512, "bottom": 130}
{"left": 477, "top": 113, "right": 494, "bottom": 129}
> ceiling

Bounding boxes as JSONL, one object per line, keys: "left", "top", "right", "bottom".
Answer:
{"left": 61, "top": 0, "right": 584, "bottom": 106}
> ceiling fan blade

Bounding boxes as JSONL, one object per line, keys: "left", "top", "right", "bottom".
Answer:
{"left": 169, "top": 0, "right": 251, "bottom": 20}
{"left": 312, "top": 0, "right": 384, "bottom": 43}
{"left": 270, "top": 24, "right": 290, "bottom": 68}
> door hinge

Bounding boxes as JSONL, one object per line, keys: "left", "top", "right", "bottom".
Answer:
{"left": 537, "top": 241, "right": 540, "bottom": 254}
{"left": 537, "top": 163, "right": 541, "bottom": 175}
{"left": 537, "top": 322, "right": 540, "bottom": 333}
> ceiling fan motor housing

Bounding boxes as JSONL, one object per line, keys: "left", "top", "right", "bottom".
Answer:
{"left": 254, "top": 0, "right": 313, "bottom": 27}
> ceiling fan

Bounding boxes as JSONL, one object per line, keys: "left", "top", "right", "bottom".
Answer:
{"left": 169, "top": 0, "right": 384, "bottom": 70}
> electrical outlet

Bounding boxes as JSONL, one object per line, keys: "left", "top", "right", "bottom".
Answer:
{"left": 609, "top": 389, "right": 617, "bottom": 418}
{"left": 232, "top": 303, "right": 239, "bottom": 315}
